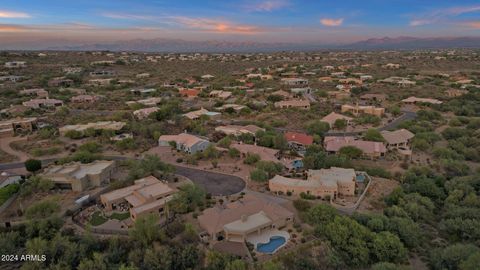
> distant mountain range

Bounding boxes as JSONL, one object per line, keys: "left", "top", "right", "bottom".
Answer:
{"left": 343, "top": 36, "right": 480, "bottom": 50}
{"left": 47, "top": 38, "right": 320, "bottom": 53}
{"left": 3, "top": 36, "right": 480, "bottom": 52}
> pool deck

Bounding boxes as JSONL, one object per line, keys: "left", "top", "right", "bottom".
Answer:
{"left": 246, "top": 229, "right": 290, "bottom": 254}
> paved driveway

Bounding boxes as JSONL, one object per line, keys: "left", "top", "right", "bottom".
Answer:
{"left": 0, "top": 157, "right": 246, "bottom": 196}
{"left": 174, "top": 165, "right": 245, "bottom": 196}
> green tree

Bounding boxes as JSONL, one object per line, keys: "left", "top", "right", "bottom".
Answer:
{"left": 339, "top": 146, "right": 363, "bottom": 159}
{"left": 364, "top": 129, "right": 385, "bottom": 142}
{"left": 64, "top": 130, "right": 83, "bottom": 139}
{"left": 371, "top": 232, "right": 407, "bottom": 263}
{"left": 306, "top": 120, "right": 330, "bottom": 137}
{"left": 226, "top": 260, "right": 247, "bottom": 270}
{"left": 129, "top": 213, "right": 162, "bottom": 247}
{"left": 24, "top": 159, "right": 42, "bottom": 173}
{"left": 273, "top": 133, "right": 288, "bottom": 151}
{"left": 217, "top": 136, "right": 232, "bottom": 148}
{"left": 78, "top": 253, "right": 107, "bottom": 270}
{"left": 203, "top": 144, "right": 220, "bottom": 159}
{"left": 228, "top": 147, "right": 240, "bottom": 158}
{"left": 255, "top": 161, "right": 283, "bottom": 178}
{"left": 250, "top": 169, "right": 269, "bottom": 182}
{"left": 430, "top": 244, "right": 479, "bottom": 270}
{"left": 460, "top": 252, "right": 480, "bottom": 270}
{"left": 244, "top": 152, "right": 260, "bottom": 165}
{"left": 170, "top": 184, "right": 206, "bottom": 214}
{"left": 305, "top": 204, "right": 338, "bottom": 226}
{"left": 143, "top": 247, "right": 172, "bottom": 270}
{"left": 78, "top": 141, "right": 103, "bottom": 153}
{"left": 25, "top": 198, "right": 60, "bottom": 219}
{"left": 334, "top": 119, "right": 348, "bottom": 130}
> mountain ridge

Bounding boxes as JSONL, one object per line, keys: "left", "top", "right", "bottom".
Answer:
{"left": 2, "top": 36, "right": 480, "bottom": 52}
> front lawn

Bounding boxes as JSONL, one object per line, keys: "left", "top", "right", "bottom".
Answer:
{"left": 109, "top": 212, "right": 130, "bottom": 221}
{"left": 90, "top": 211, "right": 108, "bottom": 226}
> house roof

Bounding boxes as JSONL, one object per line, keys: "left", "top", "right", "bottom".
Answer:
{"left": 274, "top": 100, "right": 310, "bottom": 107}
{"left": 215, "top": 125, "right": 264, "bottom": 136}
{"left": 380, "top": 129, "right": 414, "bottom": 144}
{"left": 179, "top": 89, "right": 200, "bottom": 97}
{"left": 401, "top": 96, "right": 442, "bottom": 104}
{"left": 321, "top": 112, "right": 353, "bottom": 125}
{"left": 224, "top": 211, "right": 272, "bottom": 234}
{"left": 324, "top": 136, "right": 386, "bottom": 154}
{"left": 270, "top": 167, "right": 355, "bottom": 189}
{"left": 231, "top": 143, "right": 279, "bottom": 163}
{"left": 100, "top": 175, "right": 160, "bottom": 203}
{"left": 158, "top": 133, "right": 208, "bottom": 148}
{"left": 284, "top": 132, "right": 313, "bottom": 146}
{"left": 197, "top": 194, "right": 293, "bottom": 236}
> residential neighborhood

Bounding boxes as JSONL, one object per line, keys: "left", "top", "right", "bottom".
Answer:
{"left": 0, "top": 45, "right": 479, "bottom": 270}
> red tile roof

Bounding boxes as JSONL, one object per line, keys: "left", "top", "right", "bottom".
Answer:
{"left": 179, "top": 89, "right": 200, "bottom": 97}
{"left": 284, "top": 132, "right": 314, "bottom": 146}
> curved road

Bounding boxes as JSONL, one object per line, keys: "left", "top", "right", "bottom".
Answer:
{"left": 0, "top": 156, "right": 245, "bottom": 196}
{"left": 174, "top": 165, "right": 245, "bottom": 196}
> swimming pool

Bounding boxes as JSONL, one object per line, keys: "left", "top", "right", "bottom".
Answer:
{"left": 256, "top": 236, "right": 286, "bottom": 254}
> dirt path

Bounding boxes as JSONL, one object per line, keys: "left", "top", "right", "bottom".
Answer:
{"left": 0, "top": 136, "right": 30, "bottom": 162}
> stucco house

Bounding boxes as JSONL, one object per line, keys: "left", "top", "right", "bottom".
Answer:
{"left": 380, "top": 129, "right": 415, "bottom": 150}
{"left": 324, "top": 136, "right": 387, "bottom": 159}
{"left": 269, "top": 167, "right": 356, "bottom": 199}
{"left": 158, "top": 133, "right": 210, "bottom": 154}
{"left": 341, "top": 104, "right": 385, "bottom": 117}
{"left": 198, "top": 194, "right": 294, "bottom": 242}
{"left": 100, "top": 175, "right": 177, "bottom": 221}
{"left": 274, "top": 100, "right": 310, "bottom": 109}
{"left": 41, "top": 160, "right": 116, "bottom": 192}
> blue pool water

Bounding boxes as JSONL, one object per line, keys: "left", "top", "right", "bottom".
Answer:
{"left": 256, "top": 236, "right": 286, "bottom": 254}
{"left": 356, "top": 174, "right": 365, "bottom": 182}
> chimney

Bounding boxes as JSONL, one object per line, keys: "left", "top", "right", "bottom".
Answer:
{"left": 241, "top": 215, "right": 247, "bottom": 222}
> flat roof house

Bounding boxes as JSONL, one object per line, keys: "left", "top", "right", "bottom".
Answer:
{"left": 341, "top": 104, "right": 384, "bottom": 117}
{"left": 22, "top": 98, "right": 64, "bottom": 109}
{"left": 4, "top": 61, "right": 26, "bottom": 68}
{"left": 198, "top": 194, "right": 294, "bottom": 242}
{"left": 100, "top": 175, "right": 177, "bottom": 221}
{"left": 0, "top": 117, "right": 37, "bottom": 137}
{"left": 158, "top": 133, "right": 210, "bottom": 154}
{"left": 209, "top": 90, "right": 232, "bottom": 99}
{"left": 274, "top": 100, "right": 310, "bottom": 109}
{"left": 133, "top": 107, "right": 159, "bottom": 120}
{"left": 59, "top": 121, "right": 126, "bottom": 136}
{"left": 360, "top": 94, "right": 387, "bottom": 102}
{"left": 71, "top": 95, "right": 101, "bottom": 103}
{"left": 126, "top": 97, "right": 162, "bottom": 107}
{"left": 401, "top": 96, "right": 443, "bottom": 105}
{"left": 215, "top": 125, "right": 264, "bottom": 137}
{"left": 48, "top": 77, "right": 74, "bottom": 87}
{"left": 41, "top": 160, "right": 116, "bottom": 192}
{"left": 445, "top": 89, "right": 468, "bottom": 97}
{"left": 269, "top": 167, "right": 356, "bottom": 199}
{"left": 183, "top": 108, "right": 221, "bottom": 120}
{"left": 281, "top": 78, "right": 308, "bottom": 87}
{"left": 19, "top": 88, "right": 48, "bottom": 98}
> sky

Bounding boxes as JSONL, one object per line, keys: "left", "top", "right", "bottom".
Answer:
{"left": 0, "top": 0, "right": 479, "bottom": 46}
